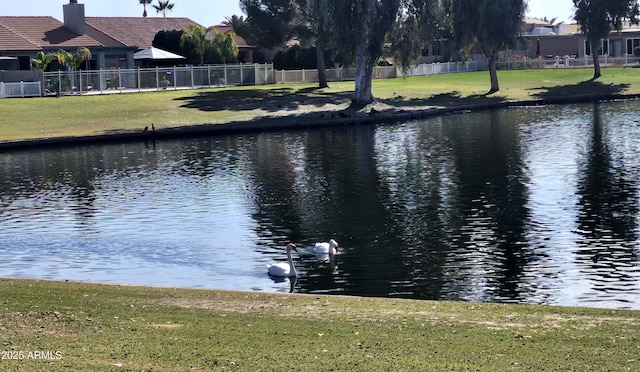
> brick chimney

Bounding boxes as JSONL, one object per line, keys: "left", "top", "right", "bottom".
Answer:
{"left": 63, "top": 0, "right": 86, "bottom": 35}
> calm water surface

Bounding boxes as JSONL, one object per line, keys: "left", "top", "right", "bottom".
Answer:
{"left": 2, "top": 101, "right": 640, "bottom": 309}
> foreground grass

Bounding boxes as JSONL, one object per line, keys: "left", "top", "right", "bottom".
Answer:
{"left": 2, "top": 67, "right": 640, "bottom": 143}
{"left": 0, "top": 279, "right": 639, "bottom": 370}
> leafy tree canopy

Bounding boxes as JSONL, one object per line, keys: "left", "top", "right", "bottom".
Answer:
{"left": 446, "top": 0, "right": 526, "bottom": 93}
{"left": 573, "top": 0, "right": 640, "bottom": 78}
{"left": 154, "top": 29, "right": 239, "bottom": 65}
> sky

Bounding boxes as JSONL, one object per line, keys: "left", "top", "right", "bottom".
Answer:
{"left": 1, "top": 1, "right": 244, "bottom": 27}
{"left": 1, "top": 0, "right": 575, "bottom": 27}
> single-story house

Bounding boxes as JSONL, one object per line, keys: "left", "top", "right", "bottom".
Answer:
{"left": 0, "top": 0, "right": 253, "bottom": 75}
{"left": 521, "top": 19, "right": 640, "bottom": 60}
{"left": 413, "top": 16, "right": 640, "bottom": 65}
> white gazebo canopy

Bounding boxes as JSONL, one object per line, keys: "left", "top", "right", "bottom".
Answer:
{"left": 134, "top": 47, "right": 185, "bottom": 60}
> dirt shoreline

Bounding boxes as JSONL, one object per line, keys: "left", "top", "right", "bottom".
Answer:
{"left": 1, "top": 92, "right": 637, "bottom": 151}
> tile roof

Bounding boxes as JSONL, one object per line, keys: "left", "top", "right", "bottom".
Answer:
{"left": 0, "top": 16, "right": 251, "bottom": 54}
{"left": 0, "top": 16, "right": 102, "bottom": 51}
{"left": 86, "top": 17, "right": 202, "bottom": 50}
{"left": 0, "top": 23, "right": 39, "bottom": 51}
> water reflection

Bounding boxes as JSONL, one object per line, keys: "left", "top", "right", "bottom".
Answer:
{"left": 1, "top": 101, "right": 640, "bottom": 309}
{"left": 573, "top": 103, "right": 640, "bottom": 307}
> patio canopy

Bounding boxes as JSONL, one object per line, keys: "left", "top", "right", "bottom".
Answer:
{"left": 133, "top": 46, "right": 185, "bottom": 60}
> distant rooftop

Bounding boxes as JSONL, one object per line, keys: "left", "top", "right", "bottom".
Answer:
{"left": 86, "top": 17, "right": 202, "bottom": 50}
{"left": 0, "top": 16, "right": 102, "bottom": 51}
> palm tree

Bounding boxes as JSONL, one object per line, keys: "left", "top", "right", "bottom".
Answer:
{"left": 56, "top": 47, "right": 92, "bottom": 71}
{"left": 31, "top": 51, "right": 56, "bottom": 71}
{"left": 56, "top": 47, "right": 93, "bottom": 90}
{"left": 153, "top": 0, "right": 175, "bottom": 17}
{"left": 210, "top": 29, "right": 238, "bottom": 64}
{"left": 181, "top": 24, "right": 215, "bottom": 65}
{"left": 139, "top": 0, "right": 153, "bottom": 17}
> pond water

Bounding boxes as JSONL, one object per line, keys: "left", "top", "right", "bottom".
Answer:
{"left": 2, "top": 101, "right": 640, "bottom": 309}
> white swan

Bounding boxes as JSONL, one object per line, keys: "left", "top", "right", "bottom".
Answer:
{"left": 267, "top": 243, "right": 298, "bottom": 277}
{"left": 313, "top": 239, "right": 339, "bottom": 255}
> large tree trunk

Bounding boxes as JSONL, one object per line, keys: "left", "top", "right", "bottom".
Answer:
{"left": 591, "top": 40, "right": 601, "bottom": 79}
{"left": 352, "top": 1, "right": 376, "bottom": 107}
{"left": 352, "top": 43, "right": 375, "bottom": 107}
{"left": 316, "top": 46, "right": 328, "bottom": 89}
{"left": 488, "top": 55, "right": 500, "bottom": 94}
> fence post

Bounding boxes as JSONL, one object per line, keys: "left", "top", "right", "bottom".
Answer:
{"left": 255, "top": 63, "right": 258, "bottom": 84}
{"left": 191, "top": 65, "right": 194, "bottom": 88}
{"left": 58, "top": 70, "right": 62, "bottom": 94}
{"left": 240, "top": 63, "right": 243, "bottom": 85}
{"left": 208, "top": 65, "right": 211, "bottom": 86}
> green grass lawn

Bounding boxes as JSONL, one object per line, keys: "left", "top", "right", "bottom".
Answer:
{"left": 1, "top": 279, "right": 639, "bottom": 371}
{"left": 2, "top": 67, "right": 640, "bottom": 143}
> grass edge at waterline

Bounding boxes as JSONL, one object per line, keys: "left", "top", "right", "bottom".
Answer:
{"left": 0, "top": 278, "right": 639, "bottom": 370}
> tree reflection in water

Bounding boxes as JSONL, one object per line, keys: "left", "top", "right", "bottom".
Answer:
{"left": 1, "top": 101, "right": 640, "bottom": 309}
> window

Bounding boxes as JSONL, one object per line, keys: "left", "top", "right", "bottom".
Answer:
{"left": 627, "top": 38, "right": 640, "bottom": 55}
{"left": 585, "top": 39, "right": 609, "bottom": 56}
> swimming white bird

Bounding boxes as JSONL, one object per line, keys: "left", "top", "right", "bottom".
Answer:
{"left": 313, "top": 239, "right": 339, "bottom": 255}
{"left": 267, "top": 243, "right": 298, "bottom": 277}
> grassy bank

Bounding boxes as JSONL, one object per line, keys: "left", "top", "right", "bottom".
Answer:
{"left": 1, "top": 279, "right": 639, "bottom": 371}
{"left": 2, "top": 67, "right": 640, "bottom": 143}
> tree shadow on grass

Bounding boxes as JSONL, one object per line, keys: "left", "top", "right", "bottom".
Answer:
{"left": 528, "top": 79, "right": 630, "bottom": 101}
{"left": 376, "top": 91, "right": 507, "bottom": 109}
{"left": 174, "top": 86, "right": 353, "bottom": 113}
{"left": 175, "top": 85, "right": 511, "bottom": 120}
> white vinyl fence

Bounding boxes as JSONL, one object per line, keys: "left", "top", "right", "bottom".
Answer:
{"left": 42, "top": 63, "right": 274, "bottom": 95}
{"left": 401, "top": 61, "right": 479, "bottom": 77}
{"left": 0, "top": 81, "right": 42, "bottom": 98}
{"left": 7, "top": 55, "right": 638, "bottom": 98}
{"left": 485, "top": 55, "right": 640, "bottom": 70}
{"left": 274, "top": 61, "right": 478, "bottom": 84}
{"left": 275, "top": 65, "right": 398, "bottom": 84}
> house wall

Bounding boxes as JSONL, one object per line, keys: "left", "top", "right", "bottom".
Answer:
{"left": 0, "top": 69, "right": 42, "bottom": 83}
{"left": 576, "top": 31, "right": 640, "bottom": 57}
{"left": 524, "top": 35, "right": 581, "bottom": 58}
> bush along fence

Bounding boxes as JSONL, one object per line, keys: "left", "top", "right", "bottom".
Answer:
{"left": 42, "top": 63, "right": 275, "bottom": 95}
